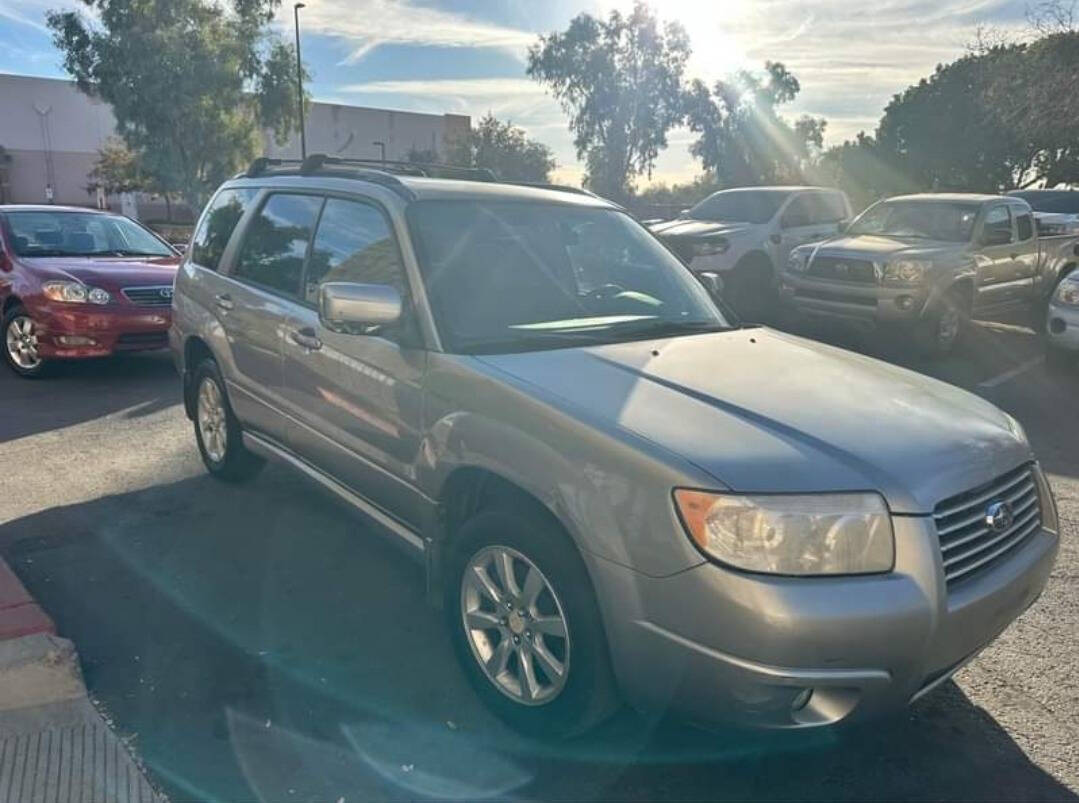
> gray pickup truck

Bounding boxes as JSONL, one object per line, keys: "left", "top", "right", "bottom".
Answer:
{"left": 780, "top": 193, "right": 1079, "bottom": 354}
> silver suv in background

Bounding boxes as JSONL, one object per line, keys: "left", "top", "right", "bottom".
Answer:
{"left": 648, "top": 186, "right": 852, "bottom": 319}
{"left": 170, "top": 157, "right": 1058, "bottom": 737}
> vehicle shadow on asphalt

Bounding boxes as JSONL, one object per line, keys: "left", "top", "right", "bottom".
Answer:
{"left": 0, "top": 352, "right": 179, "bottom": 444}
{"left": 1, "top": 468, "right": 1075, "bottom": 802}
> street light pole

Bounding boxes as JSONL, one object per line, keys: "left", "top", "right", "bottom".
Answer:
{"left": 293, "top": 3, "right": 307, "bottom": 160}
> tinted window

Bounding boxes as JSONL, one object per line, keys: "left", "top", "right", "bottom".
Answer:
{"left": 189, "top": 188, "right": 258, "bottom": 271}
{"left": 1016, "top": 212, "right": 1034, "bottom": 241}
{"left": 687, "top": 190, "right": 788, "bottom": 224}
{"left": 781, "top": 195, "right": 813, "bottom": 228}
{"left": 812, "top": 192, "right": 848, "bottom": 223}
{"left": 305, "top": 199, "right": 406, "bottom": 305}
{"left": 1010, "top": 192, "right": 1079, "bottom": 213}
{"left": 232, "top": 194, "right": 323, "bottom": 296}
{"left": 983, "top": 206, "right": 1012, "bottom": 244}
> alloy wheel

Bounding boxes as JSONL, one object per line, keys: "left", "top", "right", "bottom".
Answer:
{"left": 460, "top": 545, "right": 571, "bottom": 706}
{"left": 5, "top": 315, "right": 41, "bottom": 370}
{"left": 196, "top": 376, "right": 228, "bottom": 463}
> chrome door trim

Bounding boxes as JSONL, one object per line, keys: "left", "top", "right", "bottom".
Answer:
{"left": 243, "top": 430, "right": 426, "bottom": 553}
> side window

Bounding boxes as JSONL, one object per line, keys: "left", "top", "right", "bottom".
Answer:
{"left": 1016, "top": 212, "right": 1034, "bottom": 241}
{"left": 232, "top": 194, "right": 323, "bottom": 297}
{"left": 189, "top": 188, "right": 258, "bottom": 271}
{"left": 814, "top": 193, "right": 849, "bottom": 224}
{"left": 781, "top": 195, "right": 812, "bottom": 228}
{"left": 982, "top": 206, "right": 1013, "bottom": 245}
{"left": 304, "top": 198, "right": 406, "bottom": 305}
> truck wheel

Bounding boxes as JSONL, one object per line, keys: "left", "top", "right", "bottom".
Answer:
{"left": 191, "top": 358, "right": 264, "bottom": 482}
{"left": 915, "top": 289, "right": 968, "bottom": 357}
{"left": 3, "top": 305, "right": 50, "bottom": 378}
{"left": 446, "top": 509, "right": 619, "bottom": 738}
{"left": 727, "top": 256, "right": 775, "bottom": 323}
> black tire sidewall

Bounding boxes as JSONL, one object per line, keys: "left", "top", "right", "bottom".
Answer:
{"left": 445, "top": 509, "right": 616, "bottom": 738}
{"left": 2, "top": 307, "right": 47, "bottom": 378}
{"left": 191, "top": 358, "right": 261, "bottom": 481}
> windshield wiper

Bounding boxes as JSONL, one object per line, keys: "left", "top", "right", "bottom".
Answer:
{"left": 86, "top": 249, "right": 169, "bottom": 257}
{"left": 589, "top": 318, "right": 732, "bottom": 340}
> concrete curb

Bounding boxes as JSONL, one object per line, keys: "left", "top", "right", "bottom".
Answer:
{"left": 0, "top": 558, "right": 55, "bottom": 643}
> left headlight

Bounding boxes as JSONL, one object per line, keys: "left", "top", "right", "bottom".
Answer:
{"left": 1054, "top": 276, "right": 1079, "bottom": 307}
{"left": 42, "top": 281, "right": 111, "bottom": 305}
{"left": 673, "top": 489, "right": 895, "bottom": 575}
{"left": 693, "top": 238, "right": 729, "bottom": 257}
{"left": 882, "top": 259, "right": 931, "bottom": 286}
{"left": 787, "top": 249, "right": 810, "bottom": 272}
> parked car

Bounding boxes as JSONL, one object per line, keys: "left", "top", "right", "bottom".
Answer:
{"left": 1, "top": 205, "right": 181, "bottom": 377}
{"left": 648, "top": 186, "right": 852, "bottom": 319}
{"left": 1046, "top": 270, "right": 1079, "bottom": 369}
{"left": 781, "top": 193, "right": 1079, "bottom": 355}
{"left": 171, "top": 157, "right": 1058, "bottom": 738}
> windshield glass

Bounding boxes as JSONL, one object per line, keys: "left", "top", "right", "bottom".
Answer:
{"left": 686, "top": 190, "right": 789, "bottom": 223}
{"left": 407, "top": 200, "right": 729, "bottom": 354}
{"left": 847, "top": 200, "right": 980, "bottom": 242}
{"left": 6, "top": 210, "right": 175, "bottom": 258}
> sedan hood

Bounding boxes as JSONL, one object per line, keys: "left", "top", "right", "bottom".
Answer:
{"left": 809, "top": 234, "right": 965, "bottom": 261}
{"left": 648, "top": 219, "right": 754, "bottom": 239}
{"left": 21, "top": 256, "right": 179, "bottom": 292}
{"left": 478, "top": 329, "right": 1031, "bottom": 513}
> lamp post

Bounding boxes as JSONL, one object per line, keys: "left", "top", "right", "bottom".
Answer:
{"left": 373, "top": 141, "right": 386, "bottom": 165}
{"left": 293, "top": 3, "right": 307, "bottom": 159}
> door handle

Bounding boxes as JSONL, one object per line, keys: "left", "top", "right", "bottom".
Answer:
{"left": 214, "top": 293, "right": 234, "bottom": 311}
{"left": 289, "top": 327, "right": 322, "bottom": 351}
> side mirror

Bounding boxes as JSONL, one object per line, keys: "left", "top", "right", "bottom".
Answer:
{"left": 319, "top": 282, "right": 402, "bottom": 330}
{"left": 836, "top": 218, "right": 851, "bottom": 233}
{"left": 697, "top": 271, "right": 724, "bottom": 296}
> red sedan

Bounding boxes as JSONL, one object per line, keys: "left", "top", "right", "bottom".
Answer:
{"left": 1, "top": 205, "right": 181, "bottom": 377}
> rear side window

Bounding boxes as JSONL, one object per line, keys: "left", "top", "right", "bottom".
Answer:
{"left": 813, "top": 192, "right": 849, "bottom": 223}
{"left": 1016, "top": 212, "right": 1034, "bottom": 241}
{"left": 231, "top": 193, "right": 323, "bottom": 297}
{"left": 189, "top": 188, "right": 257, "bottom": 271}
{"left": 304, "top": 198, "right": 406, "bottom": 305}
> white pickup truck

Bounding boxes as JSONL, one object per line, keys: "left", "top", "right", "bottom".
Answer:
{"left": 648, "top": 186, "right": 853, "bottom": 320}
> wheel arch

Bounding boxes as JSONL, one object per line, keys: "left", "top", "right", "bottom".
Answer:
{"left": 182, "top": 335, "right": 217, "bottom": 420}
{"left": 1, "top": 294, "right": 22, "bottom": 315}
{"left": 733, "top": 249, "right": 774, "bottom": 274}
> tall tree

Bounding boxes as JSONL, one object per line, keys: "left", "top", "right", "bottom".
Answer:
{"left": 527, "top": 2, "right": 690, "bottom": 200}
{"left": 444, "top": 113, "right": 555, "bottom": 182}
{"left": 47, "top": 0, "right": 306, "bottom": 209}
{"left": 684, "top": 62, "right": 826, "bottom": 187}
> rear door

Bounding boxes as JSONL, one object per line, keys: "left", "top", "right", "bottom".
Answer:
{"left": 218, "top": 192, "right": 323, "bottom": 443}
{"left": 280, "top": 194, "right": 428, "bottom": 532}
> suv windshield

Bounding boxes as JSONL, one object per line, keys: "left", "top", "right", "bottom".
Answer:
{"left": 5, "top": 210, "right": 175, "bottom": 258}
{"left": 1009, "top": 191, "right": 1079, "bottom": 214}
{"left": 847, "top": 200, "right": 980, "bottom": 242}
{"left": 686, "top": 190, "right": 789, "bottom": 223}
{"left": 408, "top": 200, "right": 729, "bottom": 354}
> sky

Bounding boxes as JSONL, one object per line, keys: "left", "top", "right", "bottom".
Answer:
{"left": 0, "top": 0, "right": 1034, "bottom": 186}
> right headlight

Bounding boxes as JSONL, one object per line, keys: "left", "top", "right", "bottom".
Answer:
{"left": 674, "top": 490, "right": 895, "bottom": 575}
{"left": 1054, "top": 276, "right": 1079, "bottom": 307}
{"left": 1032, "top": 464, "right": 1059, "bottom": 535}
{"left": 882, "top": 259, "right": 931, "bottom": 285}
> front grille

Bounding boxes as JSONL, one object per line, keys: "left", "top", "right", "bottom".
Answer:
{"left": 808, "top": 256, "right": 878, "bottom": 284}
{"left": 122, "top": 285, "right": 174, "bottom": 307}
{"left": 794, "top": 288, "right": 877, "bottom": 306}
{"left": 115, "top": 331, "right": 168, "bottom": 350}
{"left": 933, "top": 464, "right": 1042, "bottom": 587}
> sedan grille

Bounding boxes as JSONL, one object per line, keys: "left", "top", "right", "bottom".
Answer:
{"left": 122, "top": 285, "right": 174, "bottom": 307}
{"left": 807, "top": 256, "right": 878, "bottom": 284}
{"left": 933, "top": 464, "right": 1042, "bottom": 587}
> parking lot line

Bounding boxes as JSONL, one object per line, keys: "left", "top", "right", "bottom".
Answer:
{"left": 978, "top": 357, "right": 1045, "bottom": 389}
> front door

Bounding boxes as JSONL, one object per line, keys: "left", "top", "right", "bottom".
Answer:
{"left": 975, "top": 204, "right": 1026, "bottom": 312}
{"left": 280, "top": 196, "right": 428, "bottom": 531}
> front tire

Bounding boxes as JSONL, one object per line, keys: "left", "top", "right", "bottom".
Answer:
{"left": 726, "top": 255, "right": 776, "bottom": 323}
{"left": 191, "top": 358, "right": 264, "bottom": 482}
{"left": 3, "top": 305, "right": 49, "bottom": 378}
{"left": 914, "top": 288, "right": 968, "bottom": 357}
{"left": 446, "top": 509, "right": 618, "bottom": 738}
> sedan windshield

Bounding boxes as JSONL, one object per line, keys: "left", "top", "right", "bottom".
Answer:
{"left": 6, "top": 210, "right": 175, "bottom": 258}
{"left": 408, "top": 201, "right": 729, "bottom": 354}
{"left": 847, "top": 200, "right": 980, "bottom": 242}
{"left": 686, "top": 190, "right": 789, "bottom": 224}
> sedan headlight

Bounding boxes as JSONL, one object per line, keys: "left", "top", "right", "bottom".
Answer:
{"left": 882, "top": 259, "right": 930, "bottom": 285}
{"left": 1054, "top": 276, "right": 1079, "bottom": 307}
{"left": 674, "top": 490, "right": 895, "bottom": 575}
{"left": 42, "top": 281, "right": 111, "bottom": 305}
{"left": 693, "top": 238, "right": 729, "bottom": 257}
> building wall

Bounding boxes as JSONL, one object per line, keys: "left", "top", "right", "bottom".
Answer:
{"left": 0, "top": 72, "right": 469, "bottom": 215}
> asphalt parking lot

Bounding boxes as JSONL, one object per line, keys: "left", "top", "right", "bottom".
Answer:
{"left": 1, "top": 321, "right": 1077, "bottom": 802}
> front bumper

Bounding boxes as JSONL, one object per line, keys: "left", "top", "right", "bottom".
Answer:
{"left": 28, "top": 299, "right": 172, "bottom": 358}
{"left": 588, "top": 515, "right": 1057, "bottom": 729}
{"left": 778, "top": 271, "right": 933, "bottom": 326}
{"left": 1046, "top": 300, "right": 1079, "bottom": 352}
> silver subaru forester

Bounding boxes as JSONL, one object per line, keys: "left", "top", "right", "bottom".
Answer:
{"left": 169, "top": 155, "right": 1059, "bottom": 737}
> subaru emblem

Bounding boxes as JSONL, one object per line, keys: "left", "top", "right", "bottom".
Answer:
{"left": 985, "top": 500, "right": 1014, "bottom": 533}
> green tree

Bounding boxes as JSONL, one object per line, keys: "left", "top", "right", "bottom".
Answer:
{"left": 685, "top": 62, "right": 826, "bottom": 186}
{"left": 818, "top": 133, "right": 916, "bottom": 212}
{"left": 527, "top": 2, "right": 690, "bottom": 200}
{"left": 443, "top": 113, "right": 555, "bottom": 182}
{"left": 47, "top": 0, "right": 306, "bottom": 209}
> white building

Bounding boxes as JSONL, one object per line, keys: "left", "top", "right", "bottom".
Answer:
{"left": 0, "top": 72, "right": 469, "bottom": 218}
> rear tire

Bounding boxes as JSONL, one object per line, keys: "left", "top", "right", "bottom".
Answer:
{"left": 3, "top": 305, "right": 49, "bottom": 378}
{"left": 445, "top": 509, "right": 619, "bottom": 739}
{"left": 191, "top": 358, "right": 264, "bottom": 482}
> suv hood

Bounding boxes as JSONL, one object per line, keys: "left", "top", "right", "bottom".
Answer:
{"left": 809, "top": 234, "right": 965, "bottom": 261}
{"left": 21, "top": 256, "right": 179, "bottom": 292}
{"left": 648, "top": 219, "right": 754, "bottom": 239}
{"left": 478, "top": 328, "right": 1031, "bottom": 513}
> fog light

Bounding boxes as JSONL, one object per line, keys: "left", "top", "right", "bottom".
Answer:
{"left": 791, "top": 687, "right": 814, "bottom": 712}
{"left": 57, "top": 335, "right": 96, "bottom": 346}
{"left": 1049, "top": 317, "right": 1067, "bottom": 335}
{"left": 895, "top": 295, "right": 915, "bottom": 311}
